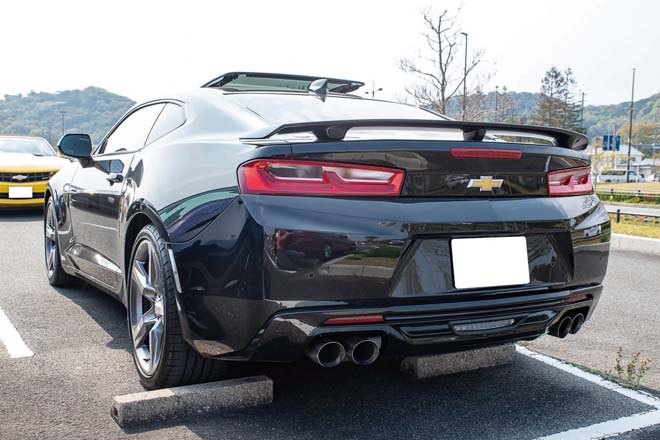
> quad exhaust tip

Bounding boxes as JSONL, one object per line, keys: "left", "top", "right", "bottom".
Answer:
{"left": 556, "top": 316, "right": 573, "bottom": 339}
{"left": 308, "top": 341, "right": 345, "bottom": 368}
{"left": 549, "top": 311, "right": 588, "bottom": 339}
{"left": 308, "top": 336, "right": 382, "bottom": 367}
{"left": 347, "top": 337, "right": 382, "bottom": 366}
{"left": 570, "top": 313, "right": 585, "bottom": 334}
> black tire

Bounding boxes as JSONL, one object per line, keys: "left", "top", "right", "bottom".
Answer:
{"left": 45, "top": 199, "right": 74, "bottom": 287}
{"left": 127, "top": 224, "right": 226, "bottom": 389}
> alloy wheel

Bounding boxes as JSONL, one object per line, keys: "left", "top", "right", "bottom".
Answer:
{"left": 44, "top": 205, "right": 57, "bottom": 278}
{"left": 129, "top": 239, "right": 165, "bottom": 376}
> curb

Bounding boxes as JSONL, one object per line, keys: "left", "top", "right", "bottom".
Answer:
{"left": 400, "top": 344, "right": 515, "bottom": 379}
{"left": 610, "top": 233, "right": 660, "bottom": 257}
{"left": 111, "top": 375, "right": 273, "bottom": 428}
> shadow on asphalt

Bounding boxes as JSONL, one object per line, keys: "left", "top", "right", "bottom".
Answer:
{"left": 0, "top": 208, "right": 42, "bottom": 222}
{"left": 122, "top": 354, "right": 652, "bottom": 440}
{"left": 54, "top": 283, "right": 130, "bottom": 352}
{"left": 45, "top": 257, "right": 655, "bottom": 439}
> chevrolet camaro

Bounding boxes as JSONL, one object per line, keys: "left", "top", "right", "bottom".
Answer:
{"left": 0, "top": 136, "right": 69, "bottom": 208}
{"left": 45, "top": 72, "right": 610, "bottom": 389}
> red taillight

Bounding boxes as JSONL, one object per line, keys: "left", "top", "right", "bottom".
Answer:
{"left": 238, "top": 160, "right": 404, "bottom": 196}
{"left": 547, "top": 167, "right": 593, "bottom": 196}
{"left": 323, "top": 315, "right": 385, "bottom": 325}
{"left": 450, "top": 148, "right": 522, "bottom": 159}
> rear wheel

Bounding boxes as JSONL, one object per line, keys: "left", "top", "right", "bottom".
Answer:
{"left": 45, "top": 199, "right": 74, "bottom": 287}
{"left": 128, "top": 224, "right": 226, "bottom": 389}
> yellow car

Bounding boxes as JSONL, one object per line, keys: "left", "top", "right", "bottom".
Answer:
{"left": 0, "top": 135, "right": 70, "bottom": 208}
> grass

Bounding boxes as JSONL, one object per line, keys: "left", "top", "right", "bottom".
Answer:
{"left": 609, "top": 213, "right": 660, "bottom": 239}
{"left": 595, "top": 182, "right": 660, "bottom": 194}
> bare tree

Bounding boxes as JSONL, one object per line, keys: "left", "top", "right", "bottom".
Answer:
{"left": 464, "top": 86, "right": 489, "bottom": 121}
{"left": 399, "top": 8, "right": 486, "bottom": 115}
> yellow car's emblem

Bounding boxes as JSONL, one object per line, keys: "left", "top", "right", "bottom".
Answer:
{"left": 467, "top": 176, "right": 504, "bottom": 192}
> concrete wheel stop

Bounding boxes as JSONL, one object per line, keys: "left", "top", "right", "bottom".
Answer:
{"left": 400, "top": 344, "right": 516, "bottom": 379}
{"left": 111, "top": 375, "right": 273, "bottom": 428}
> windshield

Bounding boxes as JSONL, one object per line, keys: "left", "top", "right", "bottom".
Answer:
{"left": 0, "top": 137, "right": 55, "bottom": 156}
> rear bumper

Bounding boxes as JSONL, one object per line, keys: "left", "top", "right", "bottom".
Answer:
{"left": 169, "top": 193, "right": 610, "bottom": 361}
{"left": 202, "top": 284, "right": 601, "bottom": 361}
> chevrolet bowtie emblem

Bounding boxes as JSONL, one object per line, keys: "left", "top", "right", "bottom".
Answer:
{"left": 467, "top": 176, "right": 504, "bottom": 191}
{"left": 11, "top": 174, "right": 28, "bottom": 182}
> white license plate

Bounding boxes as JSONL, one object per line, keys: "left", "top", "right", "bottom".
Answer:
{"left": 8, "top": 187, "right": 33, "bottom": 199}
{"left": 451, "top": 236, "right": 529, "bottom": 289}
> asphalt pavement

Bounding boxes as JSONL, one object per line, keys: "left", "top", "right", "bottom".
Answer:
{"left": 530, "top": 250, "right": 660, "bottom": 391}
{"left": 1, "top": 210, "right": 659, "bottom": 439}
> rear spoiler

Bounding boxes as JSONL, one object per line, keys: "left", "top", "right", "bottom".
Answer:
{"left": 241, "top": 119, "right": 589, "bottom": 150}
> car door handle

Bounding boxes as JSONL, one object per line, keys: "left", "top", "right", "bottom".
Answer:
{"left": 106, "top": 173, "right": 124, "bottom": 184}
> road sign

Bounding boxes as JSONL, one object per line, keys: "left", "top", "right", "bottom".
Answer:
{"left": 602, "top": 135, "right": 621, "bottom": 151}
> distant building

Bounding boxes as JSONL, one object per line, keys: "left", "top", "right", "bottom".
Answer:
{"left": 637, "top": 158, "right": 659, "bottom": 179}
{"left": 586, "top": 144, "right": 658, "bottom": 178}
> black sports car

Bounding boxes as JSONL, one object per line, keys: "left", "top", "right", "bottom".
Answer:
{"left": 45, "top": 72, "right": 610, "bottom": 389}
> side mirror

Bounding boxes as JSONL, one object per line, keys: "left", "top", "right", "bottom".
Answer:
{"left": 57, "top": 134, "right": 93, "bottom": 159}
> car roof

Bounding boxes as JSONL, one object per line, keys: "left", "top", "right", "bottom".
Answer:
{"left": 159, "top": 87, "right": 441, "bottom": 137}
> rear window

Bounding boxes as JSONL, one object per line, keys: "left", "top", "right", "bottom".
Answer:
{"left": 219, "top": 75, "right": 358, "bottom": 93}
{"left": 224, "top": 94, "right": 441, "bottom": 126}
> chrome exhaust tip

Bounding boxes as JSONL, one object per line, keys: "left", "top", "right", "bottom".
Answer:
{"left": 308, "top": 340, "right": 345, "bottom": 368}
{"left": 549, "top": 315, "right": 573, "bottom": 339}
{"left": 347, "top": 337, "right": 382, "bottom": 366}
{"left": 556, "top": 316, "right": 573, "bottom": 339}
{"left": 570, "top": 313, "right": 585, "bottom": 334}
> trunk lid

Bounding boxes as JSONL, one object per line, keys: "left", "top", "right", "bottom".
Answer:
{"left": 288, "top": 139, "right": 590, "bottom": 197}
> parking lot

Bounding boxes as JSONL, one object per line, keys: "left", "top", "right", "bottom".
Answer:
{"left": 1, "top": 210, "right": 660, "bottom": 439}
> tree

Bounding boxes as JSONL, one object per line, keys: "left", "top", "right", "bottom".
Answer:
{"left": 465, "top": 86, "right": 489, "bottom": 121}
{"left": 616, "top": 121, "right": 660, "bottom": 157}
{"left": 532, "top": 66, "right": 582, "bottom": 130}
{"left": 399, "top": 8, "right": 486, "bottom": 115}
{"left": 561, "top": 68, "right": 583, "bottom": 132}
{"left": 532, "top": 66, "right": 565, "bottom": 126}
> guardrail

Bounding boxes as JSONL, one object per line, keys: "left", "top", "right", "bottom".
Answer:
{"left": 603, "top": 204, "right": 660, "bottom": 223}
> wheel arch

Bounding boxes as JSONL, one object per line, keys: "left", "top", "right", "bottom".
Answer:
{"left": 122, "top": 199, "right": 171, "bottom": 304}
{"left": 123, "top": 200, "right": 196, "bottom": 360}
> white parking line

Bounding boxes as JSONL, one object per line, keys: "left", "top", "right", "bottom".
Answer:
{"left": 517, "top": 346, "right": 660, "bottom": 439}
{"left": 0, "top": 307, "right": 33, "bottom": 358}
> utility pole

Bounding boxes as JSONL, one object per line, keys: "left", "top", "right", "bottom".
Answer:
{"left": 60, "top": 110, "right": 66, "bottom": 136}
{"left": 580, "top": 92, "right": 585, "bottom": 131}
{"left": 460, "top": 32, "right": 468, "bottom": 121}
{"left": 47, "top": 121, "right": 52, "bottom": 144}
{"left": 625, "top": 68, "right": 636, "bottom": 182}
{"left": 364, "top": 81, "right": 383, "bottom": 99}
{"left": 494, "top": 86, "right": 499, "bottom": 122}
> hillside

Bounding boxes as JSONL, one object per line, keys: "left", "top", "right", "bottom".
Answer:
{"left": 1, "top": 85, "right": 658, "bottom": 149}
{"left": 444, "top": 91, "right": 539, "bottom": 123}
{"left": 582, "top": 92, "right": 660, "bottom": 138}
{"left": 0, "top": 87, "right": 135, "bottom": 144}
{"left": 444, "top": 91, "right": 660, "bottom": 142}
